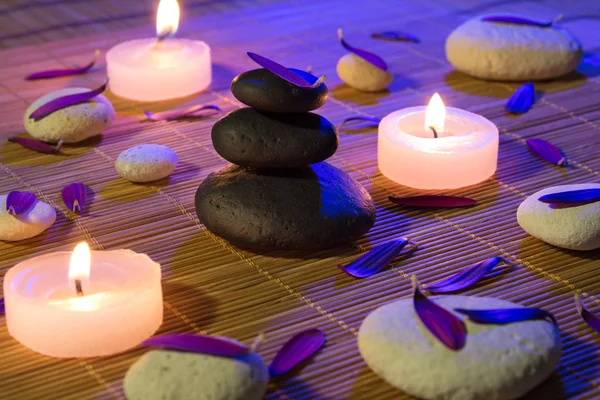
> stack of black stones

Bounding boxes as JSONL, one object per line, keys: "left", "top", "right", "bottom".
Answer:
{"left": 195, "top": 65, "right": 376, "bottom": 250}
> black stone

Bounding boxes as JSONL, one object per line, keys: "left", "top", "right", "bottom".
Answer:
{"left": 231, "top": 68, "right": 328, "bottom": 113}
{"left": 212, "top": 108, "right": 339, "bottom": 168}
{"left": 195, "top": 163, "right": 376, "bottom": 250}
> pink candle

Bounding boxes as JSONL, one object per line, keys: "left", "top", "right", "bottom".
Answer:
{"left": 4, "top": 243, "right": 163, "bottom": 358}
{"left": 106, "top": 0, "right": 211, "bottom": 102}
{"left": 378, "top": 93, "right": 498, "bottom": 190}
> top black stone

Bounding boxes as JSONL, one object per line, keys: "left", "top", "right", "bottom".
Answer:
{"left": 231, "top": 68, "right": 328, "bottom": 113}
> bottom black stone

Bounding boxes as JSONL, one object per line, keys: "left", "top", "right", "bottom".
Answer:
{"left": 195, "top": 162, "right": 376, "bottom": 250}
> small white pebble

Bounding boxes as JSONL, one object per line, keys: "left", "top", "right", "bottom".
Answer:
{"left": 116, "top": 144, "right": 178, "bottom": 183}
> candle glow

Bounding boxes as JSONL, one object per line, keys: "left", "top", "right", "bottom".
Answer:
{"left": 425, "top": 93, "right": 446, "bottom": 134}
{"left": 156, "top": 0, "right": 180, "bottom": 37}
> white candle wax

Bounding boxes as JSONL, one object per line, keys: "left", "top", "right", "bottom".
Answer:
{"left": 378, "top": 106, "right": 498, "bottom": 190}
{"left": 4, "top": 248, "right": 163, "bottom": 358}
{"left": 106, "top": 38, "right": 211, "bottom": 102}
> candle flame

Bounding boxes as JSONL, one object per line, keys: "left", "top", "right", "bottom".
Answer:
{"left": 69, "top": 242, "right": 91, "bottom": 282}
{"left": 425, "top": 92, "right": 446, "bottom": 133}
{"left": 156, "top": 0, "right": 180, "bottom": 38}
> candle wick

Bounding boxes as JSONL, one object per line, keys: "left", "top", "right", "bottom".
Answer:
{"left": 75, "top": 279, "right": 84, "bottom": 297}
{"left": 156, "top": 27, "right": 173, "bottom": 44}
{"left": 429, "top": 126, "right": 438, "bottom": 139}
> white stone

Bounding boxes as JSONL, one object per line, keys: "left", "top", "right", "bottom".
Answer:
{"left": 517, "top": 183, "right": 600, "bottom": 251}
{"left": 0, "top": 195, "right": 56, "bottom": 241}
{"left": 336, "top": 53, "right": 393, "bottom": 92}
{"left": 116, "top": 144, "right": 178, "bottom": 183}
{"left": 446, "top": 15, "right": 583, "bottom": 81}
{"left": 24, "top": 88, "right": 115, "bottom": 143}
{"left": 359, "top": 295, "right": 561, "bottom": 400}
{"left": 124, "top": 349, "right": 269, "bottom": 400}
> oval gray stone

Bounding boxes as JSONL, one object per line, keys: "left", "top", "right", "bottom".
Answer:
{"left": 124, "top": 348, "right": 268, "bottom": 400}
{"left": 24, "top": 88, "right": 115, "bottom": 143}
{"left": 517, "top": 183, "right": 600, "bottom": 251}
{"left": 195, "top": 162, "right": 376, "bottom": 250}
{"left": 446, "top": 15, "right": 583, "bottom": 81}
{"left": 359, "top": 295, "right": 561, "bottom": 400}
{"left": 336, "top": 53, "right": 393, "bottom": 92}
{"left": 116, "top": 144, "right": 178, "bottom": 183}
{"left": 231, "top": 68, "right": 328, "bottom": 113}
{"left": 212, "top": 108, "right": 339, "bottom": 168}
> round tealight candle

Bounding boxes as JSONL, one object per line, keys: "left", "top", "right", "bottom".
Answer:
{"left": 106, "top": 39, "right": 211, "bottom": 102}
{"left": 378, "top": 95, "right": 498, "bottom": 190}
{"left": 105, "top": 0, "right": 211, "bottom": 102}
{"left": 4, "top": 246, "right": 163, "bottom": 358}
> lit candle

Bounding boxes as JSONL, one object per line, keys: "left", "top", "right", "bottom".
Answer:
{"left": 106, "top": 0, "right": 211, "bottom": 102}
{"left": 378, "top": 93, "right": 498, "bottom": 190}
{"left": 3, "top": 243, "right": 163, "bottom": 358}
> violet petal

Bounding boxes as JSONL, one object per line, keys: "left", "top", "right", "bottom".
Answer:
{"left": 455, "top": 307, "right": 557, "bottom": 325}
{"left": 413, "top": 276, "right": 466, "bottom": 350}
{"left": 337, "top": 238, "right": 416, "bottom": 279}
{"left": 389, "top": 195, "right": 476, "bottom": 208}
{"left": 8, "top": 137, "right": 63, "bottom": 154}
{"left": 505, "top": 82, "right": 535, "bottom": 114}
{"left": 61, "top": 182, "right": 87, "bottom": 212}
{"left": 538, "top": 188, "right": 600, "bottom": 207}
{"left": 426, "top": 257, "right": 510, "bottom": 294}
{"left": 6, "top": 191, "right": 36, "bottom": 216}
{"left": 0, "top": 298, "right": 4, "bottom": 315}
{"left": 141, "top": 334, "right": 250, "bottom": 357}
{"left": 144, "top": 104, "right": 222, "bottom": 121}
{"left": 338, "top": 28, "right": 388, "bottom": 71}
{"left": 247, "top": 52, "right": 325, "bottom": 89}
{"left": 371, "top": 31, "right": 420, "bottom": 43}
{"left": 481, "top": 15, "right": 555, "bottom": 27}
{"left": 337, "top": 116, "right": 381, "bottom": 130}
{"left": 526, "top": 138, "right": 566, "bottom": 166}
{"left": 28, "top": 81, "right": 108, "bottom": 121}
{"left": 25, "top": 50, "right": 99, "bottom": 80}
{"left": 575, "top": 293, "right": 600, "bottom": 334}
{"left": 269, "top": 328, "right": 326, "bottom": 377}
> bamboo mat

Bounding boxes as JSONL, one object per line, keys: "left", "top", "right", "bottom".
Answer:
{"left": 1, "top": 0, "right": 600, "bottom": 399}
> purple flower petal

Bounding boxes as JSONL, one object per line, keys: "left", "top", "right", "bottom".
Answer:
{"left": 28, "top": 81, "right": 108, "bottom": 121}
{"left": 389, "top": 195, "right": 476, "bottom": 208}
{"left": 455, "top": 307, "right": 557, "bottom": 325}
{"left": 505, "top": 82, "right": 535, "bottom": 114}
{"left": 247, "top": 52, "right": 326, "bottom": 89}
{"left": 25, "top": 50, "right": 99, "bottom": 80}
{"left": 337, "top": 116, "right": 381, "bottom": 131}
{"left": 0, "top": 298, "right": 4, "bottom": 315}
{"left": 575, "top": 293, "right": 600, "bottom": 334}
{"left": 338, "top": 28, "right": 388, "bottom": 71}
{"left": 538, "top": 188, "right": 600, "bottom": 207}
{"left": 61, "top": 183, "right": 87, "bottom": 212}
{"left": 337, "top": 238, "right": 416, "bottom": 279}
{"left": 269, "top": 328, "right": 326, "bottom": 377}
{"left": 526, "top": 138, "right": 566, "bottom": 166}
{"left": 371, "top": 31, "right": 419, "bottom": 43}
{"left": 8, "top": 137, "right": 63, "bottom": 154}
{"left": 427, "top": 257, "right": 511, "bottom": 294}
{"left": 481, "top": 15, "right": 557, "bottom": 27}
{"left": 141, "top": 334, "right": 250, "bottom": 357}
{"left": 413, "top": 276, "right": 466, "bottom": 350}
{"left": 144, "top": 104, "right": 222, "bottom": 121}
{"left": 6, "top": 191, "right": 37, "bottom": 216}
